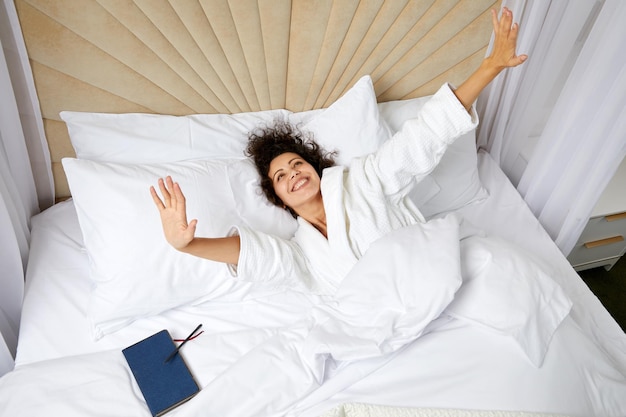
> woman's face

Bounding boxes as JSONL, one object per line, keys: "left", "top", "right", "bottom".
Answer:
{"left": 268, "top": 152, "right": 322, "bottom": 213}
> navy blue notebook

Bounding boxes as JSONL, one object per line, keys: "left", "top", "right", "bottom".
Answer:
{"left": 123, "top": 330, "right": 200, "bottom": 417}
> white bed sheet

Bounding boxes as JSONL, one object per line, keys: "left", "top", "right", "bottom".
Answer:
{"left": 8, "top": 151, "right": 626, "bottom": 417}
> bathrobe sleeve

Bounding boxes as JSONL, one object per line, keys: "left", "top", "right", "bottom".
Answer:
{"left": 227, "top": 225, "right": 331, "bottom": 294}
{"left": 352, "top": 83, "right": 478, "bottom": 202}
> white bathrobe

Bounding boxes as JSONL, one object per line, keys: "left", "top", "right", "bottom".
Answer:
{"left": 231, "top": 83, "right": 478, "bottom": 294}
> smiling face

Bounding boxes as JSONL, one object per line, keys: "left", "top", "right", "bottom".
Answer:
{"left": 268, "top": 152, "right": 322, "bottom": 214}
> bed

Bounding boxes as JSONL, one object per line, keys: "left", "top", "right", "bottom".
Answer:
{"left": 1, "top": 80, "right": 626, "bottom": 416}
{"left": 2, "top": 1, "right": 626, "bottom": 417}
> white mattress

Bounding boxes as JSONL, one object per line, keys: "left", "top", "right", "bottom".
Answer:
{"left": 10, "top": 151, "right": 626, "bottom": 417}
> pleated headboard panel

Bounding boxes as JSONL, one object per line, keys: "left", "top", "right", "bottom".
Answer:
{"left": 15, "top": 0, "right": 500, "bottom": 199}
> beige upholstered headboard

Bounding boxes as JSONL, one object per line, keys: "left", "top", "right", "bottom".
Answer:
{"left": 15, "top": 0, "right": 500, "bottom": 200}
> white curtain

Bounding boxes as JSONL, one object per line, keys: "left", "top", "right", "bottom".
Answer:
{"left": 0, "top": 0, "right": 53, "bottom": 376}
{"left": 477, "top": 0, "right": 626, "bottom": 256}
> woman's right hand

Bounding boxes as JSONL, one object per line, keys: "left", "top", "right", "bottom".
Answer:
{"left": 150, "top": 176, "right": 198, "bottom": 250}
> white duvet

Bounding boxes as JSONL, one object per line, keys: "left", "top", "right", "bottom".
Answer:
{"left": 2, "top": 214, "right": 624, "bottom": 417}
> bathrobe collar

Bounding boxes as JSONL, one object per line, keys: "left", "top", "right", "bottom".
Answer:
{"left": 294, "top": 166, "right": 358, "bottom": 289}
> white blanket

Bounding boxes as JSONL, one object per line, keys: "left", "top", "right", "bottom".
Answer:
{"left": 0, "top": 216, "right": 621, "bottom": 417}
{"left": 175, "top": 216, "right": 571, "bottom": 416}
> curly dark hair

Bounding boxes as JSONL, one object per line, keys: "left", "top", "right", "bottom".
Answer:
{"left": 245, "top": 120, "right": 336, "bottom": 218}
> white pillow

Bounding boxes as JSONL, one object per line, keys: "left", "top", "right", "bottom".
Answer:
{"left": 60, "top": 109, "right": 291, "bottom": 163}
{"left": 60, "top": 76, "right": 390, "bottom": 166}
{"left": 289, "top": 75, "right": 392, "bottom": 166}
{"left": 62, "top": 157, "right": 290, "bottom": 339}
{"left": 378, "top": 96, "right": 488, "bottom": 218}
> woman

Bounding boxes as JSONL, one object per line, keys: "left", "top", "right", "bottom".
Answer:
{"left": 150, "top": 8, "right": 527, "bottom": 294}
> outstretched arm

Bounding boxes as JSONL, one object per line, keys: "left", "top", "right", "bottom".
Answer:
{"left": 150, "top": 176, "right": 240, "bottom": 265}
{"left": 453, "top": 7, "right": 528, "bottom": 110}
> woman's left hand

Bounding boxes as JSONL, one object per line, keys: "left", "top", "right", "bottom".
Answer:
{"left": 451, "top": 7, "right": 528, "bottom": 110}
{"left": 486, "top": 7, "right": 528, "bottom": 71}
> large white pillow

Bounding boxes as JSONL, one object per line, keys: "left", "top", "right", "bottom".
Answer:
{"left": 289, "top": 75, "right": 392, "bottom": 166}
{"left": 378, "top": 96, "right": 488, "bottom": 218}
{"left": 62, "top": 157, "right": 295, "bottom": 339}
{"left": 60, "top": 76, "right": 390, "bottom": 166}
{"left": 60, "top": 109, "right": 290, "bottom": 163}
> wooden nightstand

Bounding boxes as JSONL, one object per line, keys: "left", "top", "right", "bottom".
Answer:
{"left": 568, "top": 157, "right": 626, "bottom": 272}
